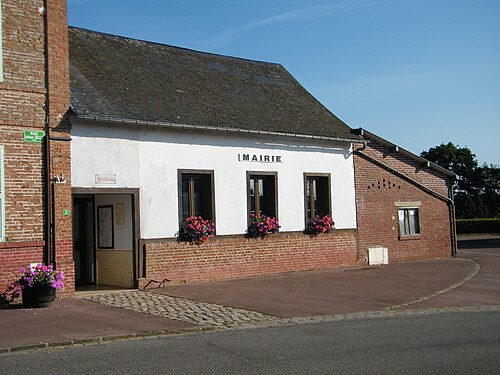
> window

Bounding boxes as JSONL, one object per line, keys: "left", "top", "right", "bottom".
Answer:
{"left": 178, "top": 170, "right": 215, "bottom": 223}
{"left": 304, "top": 173, "right": 331, "bottom": 220}
{"left": 398, "top": 208, "right": 420, "bottom": 237}
{"left": 0, "top": 145, "right": 4, "bottom": 242}
{"left": 97, "top": 205, "right": 114, "bottom": 249}
{"left": 247, "top": 172, "right": 277, "bottom": 219}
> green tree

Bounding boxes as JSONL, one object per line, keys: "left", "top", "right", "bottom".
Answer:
{"left": 480, "top": 164, "right": 500, "bottom": 217}
{"left": 420, "top": 142, "right": 482, "bottom": 193}
{"left": 421, "top": 143, "right": 499, "bottom": 218}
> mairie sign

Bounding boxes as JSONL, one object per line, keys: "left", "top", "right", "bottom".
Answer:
{"left": 238, "top": 153, "right": 282, "bottom": 163}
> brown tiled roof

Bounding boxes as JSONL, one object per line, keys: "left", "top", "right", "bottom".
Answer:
{"left": 69, "top": 27, "right": 356, "bottom": 140}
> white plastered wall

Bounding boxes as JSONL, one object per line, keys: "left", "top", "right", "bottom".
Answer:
{"left": 71, "top": 120, "right": 357, "bottom": 239}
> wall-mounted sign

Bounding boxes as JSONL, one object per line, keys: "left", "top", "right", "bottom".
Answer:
{"left": 62, "top": 209, "right": 71, "bottom": 216}
{"left": 238, "top": 153, "right": 282, "bottom": 163}
{"left": 95, "top": 174, "right": 117, "bottom": 184}
{"left": 23, "top": 130, "right": 45, "bottom": 143}
{"left": 115, "top": 203, "right": 124, "bottom": 225}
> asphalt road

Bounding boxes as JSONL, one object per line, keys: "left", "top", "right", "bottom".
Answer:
{"left": 2, "top": 310, "right": 499, "bottom": 374}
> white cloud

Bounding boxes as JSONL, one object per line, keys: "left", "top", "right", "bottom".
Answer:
{"left": 196, "top": 0, "right": 383, "bottom": 50}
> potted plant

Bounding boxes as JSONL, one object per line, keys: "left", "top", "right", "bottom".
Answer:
{"left": 16, "top": 264, "right": 65, "bottom": 308}
{"left": 247, "top": 214, "right": 280, "bottom": 238}
{"left": 305, "top": 214, "right": 334, "bottom": 235}
{"left": 178, "top": 216, "right": 216, "bottom": 243}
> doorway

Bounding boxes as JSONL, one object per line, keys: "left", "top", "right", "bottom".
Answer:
{"left": 73, "top": 196, "right": 95, "bottom": 286}
{"left": 72, "top": 189, "right": 140, "bottom": 290}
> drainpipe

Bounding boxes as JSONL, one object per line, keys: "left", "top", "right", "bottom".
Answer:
{"left": 352, "top": 140, "right": 367, "bottom": 264}
{"left": 42, "top": 0, "right": 52, "bottom": 266}
{"left": 51, "top": 179, "right": 57, "bottom": 268}
{"left": 449, "top": 181, "right": 459, "bottom": 256}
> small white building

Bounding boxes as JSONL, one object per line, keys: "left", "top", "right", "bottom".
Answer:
{"left": 69, "top": 27, "right": 365, "bottom": 288}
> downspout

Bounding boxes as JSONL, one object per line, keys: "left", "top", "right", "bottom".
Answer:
{"left": 42, "top": 0, "right": 52, "bottom": 266}
{"left": 51, "top": 178, "right": 57, "bottom": 268}
{"left": 352, "top": 141, "right": 367, "bottom": 264}
{"left": 449, "top": 181, "right": 459, "bottom": 256}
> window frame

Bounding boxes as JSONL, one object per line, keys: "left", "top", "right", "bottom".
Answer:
{"left": 177, "top": 169, "right": 216, "bottom": 227}
{"left": 97, "top": 205, "right": 114, "bottom": 249}
{"left": 246, "top": 171, "right": 278, "bottom": 223}
{"left": 397, "top": 207, "right": 421, "bottom": 239}
{"left": 303, "top": 173, "right": 332, "bottom": 222}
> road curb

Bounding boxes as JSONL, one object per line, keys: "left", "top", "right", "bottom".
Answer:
{"left": 3, "top": 304, "right": 500, "bottom": 355}
{"left": 0, "top": 326, "right": 214, "bottom": 355}
{"left": 384, "top": 258, "right": 480, "bottom": 310}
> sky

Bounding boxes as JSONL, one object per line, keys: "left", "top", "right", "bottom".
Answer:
{"left": 68, "top": 0, "right": 499, "bottom": 165}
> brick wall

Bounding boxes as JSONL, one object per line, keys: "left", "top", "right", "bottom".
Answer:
{"left": 0, "top": 1, "right": 46, "bottom": 288}
{"left": 141, "top": 230, "right": 357, "bottom": 287}
{"left": 0, "top": 0, "right": 73, "bottom": 295}
{"left": 96, "top": 250, "right": 134, "bottom": 288}
{"left": 0, "top": 242, "right": 43, "bottom": 288}
{"left": 354, "top": 142, "right": 454, "bottom": 263}
{"left": 359, "top": 141, "right": 451, "bottom": 197}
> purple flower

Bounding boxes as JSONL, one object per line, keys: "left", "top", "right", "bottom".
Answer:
{"left": 306, "top": 214, "right": 334, "bottom": 235}
{"left": 247, "top": 214, "right": 280, "bottom": 238}
{"left": 16, "top": 263, "right": 65, "bottom": 290}
{"left": 178, "top": 216, "right": 216, "bottom": 243}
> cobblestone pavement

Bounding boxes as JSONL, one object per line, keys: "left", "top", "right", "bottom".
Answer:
{"left": 82, "top": 290, "right": 500, "bottom": 330}
{"left": 83, "top": 291, "right": 280, "bottom": 328}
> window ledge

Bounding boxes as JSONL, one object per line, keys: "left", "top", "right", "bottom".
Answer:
{"left": 399, "top": 234, "right": 421, "bottom": 241}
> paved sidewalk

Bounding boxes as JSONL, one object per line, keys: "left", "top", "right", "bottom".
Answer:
{"left": 0, "top": 297, "right": 196, "bottom": 351}
{"left": 409, "top": 236, "right": 500, "bottom": 309}
{"left": 1, "top": 240, "right": 498, "bottom": 353}
{"left": 152, "top": 258, "right": 476, "bottom": 317}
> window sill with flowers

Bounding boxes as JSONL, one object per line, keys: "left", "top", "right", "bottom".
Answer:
{"left": 246, "top": 214, "right": 280, "bottom": 238}
{"left": 178, "top": 216, "right": 216, "bottom": 244}
{"left": 305, "top": 214, "right": 334, "bottom": 235}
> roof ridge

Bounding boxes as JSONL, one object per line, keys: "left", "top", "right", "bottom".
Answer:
{"left": 68, "top": 26, "right": 283, "bottom": 68}
{"left": 69, "top": 25, "right": 356, "bottom": 139}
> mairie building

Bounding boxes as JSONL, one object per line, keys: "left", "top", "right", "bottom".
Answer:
{"left": 0, "top": 0, "right": 456, "bottom": 294}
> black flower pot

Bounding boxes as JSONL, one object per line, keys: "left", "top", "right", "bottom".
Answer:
{"left": 22, "top": 285, "right": 56, "bottom": 308}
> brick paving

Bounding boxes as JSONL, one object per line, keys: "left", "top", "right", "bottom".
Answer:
{"left": 83, "top": 291, "right": 279, "bottom": 328}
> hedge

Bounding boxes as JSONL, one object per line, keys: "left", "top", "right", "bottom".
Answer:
{"left": 456, "top": 218, "right": 500, "bottom": 234}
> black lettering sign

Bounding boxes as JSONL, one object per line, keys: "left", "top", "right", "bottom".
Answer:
{"left": 238, "top": 153, "right": 283, "bottom": 163}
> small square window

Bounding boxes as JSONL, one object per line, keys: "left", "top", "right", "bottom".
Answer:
{"left": 398, "top": 208, "right": 420, "bottom": 237}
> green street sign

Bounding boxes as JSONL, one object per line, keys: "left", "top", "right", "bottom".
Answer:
{"left": 62, "top": 209, "right": 71, "bottom": 216}
{"left": 23, "top": 130, "right": 45, "bottom": 143}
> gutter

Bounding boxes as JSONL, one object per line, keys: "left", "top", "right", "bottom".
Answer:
{"left": 355, "top": 150, "right": 458, "bottom": 256}
{"left": 353, "top": 128, "right": 455, "bottom": 178}
{"left": 75, "top": 114, "right": 367, "bottom": 145}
